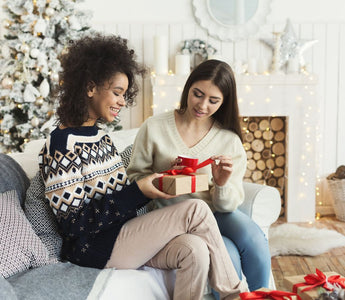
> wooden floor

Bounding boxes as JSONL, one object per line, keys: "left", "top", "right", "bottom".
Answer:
{"left": 271, "top": 216, "right": 345, "bottom": 291}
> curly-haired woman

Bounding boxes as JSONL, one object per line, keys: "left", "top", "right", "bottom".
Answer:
{"left": 39, "top": 34, "right": 247, "bottom": 300}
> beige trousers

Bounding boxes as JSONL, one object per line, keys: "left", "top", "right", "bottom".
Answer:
{"left": 105, "top": 199, "right": 247, "bottom": 300}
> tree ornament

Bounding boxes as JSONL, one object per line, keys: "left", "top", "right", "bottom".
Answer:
{"left": 30, "top": 48, "right": 40, "bottom": 58}
{"left": 2, "top": 19, "right": 11, "bottom": 28}
{"left": 34, "top": 19, "right": 47, "bottom": 36}
{"left": 31, "top": 117, "right": 39, "bottom": 127}
{"left": 45, "top": 7, "right": 55, "bottom": 17}
{"left": 20, "top": 44, "right": 30, "bottom": 54}
{"left": 50, "top": 72, "right": 59, "bottom": 82}
{"left": 1, "top": 77, "right": 14, "bottom": 89}
{"left": 39, "top": 79, "right": 50, "bottom": 98}
{"left": 14, "top": 71, "right": 21, "bottom": 79}
{"left": 24, "top": 84, "right": 40, "bottom": 103}
{"left": 35, "top": 97, "right": 44, "bottom": 106}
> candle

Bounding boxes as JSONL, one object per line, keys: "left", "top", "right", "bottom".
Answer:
{"left": 257, "top": 58, "right": 268, "bottom": 74}
{"left": 247, "top": 58, "right": 257, "bottom": 74}
{"left": 175, "top": 54, "right": 190, "bottom": 75}
{"left": 154, "top": 36, "right": 168, "bottom": 75}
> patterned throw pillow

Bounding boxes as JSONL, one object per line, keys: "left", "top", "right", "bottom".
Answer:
{"left": 119, "top": 144, "right": 133, "bottom": 169}
{"left": 0, "top": 190, "right": 53, "bottom": 278}
{"left": 119, "top": 145, "right": 150, "bottom": 216}
{"left": 24, "top": 172, "right": 62, "bottom": 260}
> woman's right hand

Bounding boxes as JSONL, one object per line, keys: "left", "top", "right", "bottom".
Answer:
{"left": 136, "top": 173, "right": 175, "bottom": 200}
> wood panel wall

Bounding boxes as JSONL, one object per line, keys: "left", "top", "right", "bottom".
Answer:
{"left": 94, "top": 22, "right": 344, "bottom": 178}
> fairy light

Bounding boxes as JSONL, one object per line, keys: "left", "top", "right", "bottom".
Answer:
{"left": 151, "top": 72, "right": 319, "bottom": 222}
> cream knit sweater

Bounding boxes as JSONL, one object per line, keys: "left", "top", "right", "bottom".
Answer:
{"left": 127, "top": 110, "right": 247, "bottom": 212}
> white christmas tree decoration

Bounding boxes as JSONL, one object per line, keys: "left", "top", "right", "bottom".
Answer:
{"left": 0, "top": 0, "right": 92, "bottom": 152}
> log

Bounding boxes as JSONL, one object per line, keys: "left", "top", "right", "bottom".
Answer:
{"left": 247, "top": 159, "right": 256, "bottom": 171}
{"left": 275, "top": 156, "right": 285, "bottom": 167}
{"left": 273, "top": 168, "right": 284, "bottom": 178}
{"left": 266, "top": 158, "right": 275, "bottom": 169}
{"left": 271, "top": 117, "right": 284, "bottom": 131}
{"left": 246, "top": 150, "right": 253, "bottom": 159}
{"left": 251, "top": 170, "right": 263, "bottom": 181}
{"left": 263, "top": 130, "right": 274, "bottom": 140}
{"left": 259, "top": 119, "right": 270, "bottom": 131}
{"left": 272, "top": 142, "right": 285, "bottom": 155}
{"left": 265, "top": 140, "right": 273, "bottom": 148}
{"left": 248, "top": 122, "right": 258, "bottom": 132}
{"left": 267, "top": 177, "right": 277, "bottom": 186}
{"left": 275, "top": 131, "right": 285, "bottom": 142}
{"left": 244, "top": 178, "right": 253, "bottom": 183}
{"left": 244, "top": 132, "right": 254, "bottom": 142}
{"left": 252, "top": 139, "right": 264, "bottom": 152}
{"left": 253, "top": 152, "right": 261, "bottom": 160}
{"left": 263, "top": 169, "right": 272, "bottom": 179}
{"left": 244, "top": 169, "right": 252, "bottom": 178}
{"left": 278, "top": 177, "right": 285, "bottom": 187}
{"left": 254, "top": 130, "right": 262, "bottom": 138}
{"left": 280, "top": 206, "right": 285, "bottom": 217}
{"left": 256, "top": 160, "right": 266, "bottom": 171}
{"left": 262, "top": 149, "right": 272, "bottom": 159}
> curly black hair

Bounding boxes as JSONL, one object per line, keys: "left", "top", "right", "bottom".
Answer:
{"left": 56, "top": 33, "right": 146, "bottom": 127}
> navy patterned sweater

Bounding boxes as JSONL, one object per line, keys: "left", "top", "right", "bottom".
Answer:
{"left": 39, "top": 125, "right": 149, "bottom": 268}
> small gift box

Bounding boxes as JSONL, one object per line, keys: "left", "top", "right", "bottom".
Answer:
{"left": 153, "top": 158, "right": 213, "bottom": 196}
{"left": 238, "top": 288, "right": 300, "bottom": 300}
{"left": 153, "top": 173, "right": 209, "bottom": 195}
{"left": 284, "top": 269, "right": 345, "bottom": 300}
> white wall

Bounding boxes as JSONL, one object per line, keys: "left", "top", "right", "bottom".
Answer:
{"left": 0, "top": 0, "right": 344, "bottom": 177}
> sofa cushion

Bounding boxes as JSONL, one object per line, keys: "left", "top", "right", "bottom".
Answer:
{"left": 0, "top": 154, "right": 30, "bottom": 207}
{"left": 0, "top": 190, "right": 53, "bottom": 278}
{"left": 24, "top": 172, "right": 62, "bottom": 260}
{"left": 0, "top": 275, "right": 17, "bottom": 300}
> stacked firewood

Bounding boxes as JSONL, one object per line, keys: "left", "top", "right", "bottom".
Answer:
{"left": 241, "top": 117, "right": 286, "bottom": 216}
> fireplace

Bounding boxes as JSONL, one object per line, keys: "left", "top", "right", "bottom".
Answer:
{"left": 151, "top": 73, "right": 319, "bottom": 222}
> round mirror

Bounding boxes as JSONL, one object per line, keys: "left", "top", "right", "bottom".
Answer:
{"left": 208, "top": 0, "right": 259, "bottom": 26}
{"left": 193, "top": 0, "right": 271, "bottom": 41}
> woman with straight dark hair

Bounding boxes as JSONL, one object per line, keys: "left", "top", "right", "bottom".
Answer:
{"left": 127, "top": 59, "right": 271, "bottom": 296}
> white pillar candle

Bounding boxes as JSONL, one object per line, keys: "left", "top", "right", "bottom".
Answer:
{"left": 247, "top": 58, "right": 257, "bottom": 74}
{"left": 175, "top": 54, "right": 190, "bottom": 75}
{"left": 154, "top": 36, "right": 168, "bottom": 75}
{"left": 257, "top": 58, "right": 267, "bottom": 74}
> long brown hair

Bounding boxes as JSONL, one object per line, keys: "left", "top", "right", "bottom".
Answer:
{"left": 178, "top": 59, "right": 242, "bottom": 141}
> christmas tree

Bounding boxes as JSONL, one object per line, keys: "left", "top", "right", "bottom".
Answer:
{"left": 0, "top": 0, "right": 93, "bottom": 153}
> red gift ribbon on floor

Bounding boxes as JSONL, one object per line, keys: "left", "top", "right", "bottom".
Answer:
{"left": 293, "top": 268, "right": 345, "bottom": 293}
{"left": 240, "top": 290, "right": 301, "bottom": 300}
{"left": 159, "top": 158, "right": 213, "bottom": 193}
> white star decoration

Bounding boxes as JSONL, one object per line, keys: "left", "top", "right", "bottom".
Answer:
{"left": 261, "top": 19, "right": 318, "bottom": 69}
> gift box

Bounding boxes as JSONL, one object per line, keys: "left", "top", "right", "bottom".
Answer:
{"left": 153, "top": 173, "right": 209, "bottom": 195}
{"left": 238, "top": 288, "right": 299, "bottom": 300}
{"left": 284, "top": 269, "right": 345, "bottom": 300}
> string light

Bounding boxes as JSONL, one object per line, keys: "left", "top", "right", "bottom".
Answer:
{"left": 151, "top": 72, "right": 319, "bottom": 222}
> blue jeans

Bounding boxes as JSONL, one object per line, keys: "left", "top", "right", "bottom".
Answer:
{"left": 212, "top": 210, "right": 271, "bottom": 299}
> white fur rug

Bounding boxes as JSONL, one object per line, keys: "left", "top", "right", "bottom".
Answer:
{"left": 269, "top": 223, "right": 345, "bottom": 257}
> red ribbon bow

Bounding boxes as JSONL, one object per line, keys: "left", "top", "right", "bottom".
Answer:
{"left": 293, "top": 269, "right": 345, "bottom": 293}
{"left": 159, "top": 158, "right": 213, "bottom": 193}
{"left": 240, "top": 290, "right": 301, "bottom": 300}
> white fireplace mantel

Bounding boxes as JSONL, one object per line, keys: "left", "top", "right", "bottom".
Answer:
{"left": 151, "top": 73, "right": 319, "bottom": 222}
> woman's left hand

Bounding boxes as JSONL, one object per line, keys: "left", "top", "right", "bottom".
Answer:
{"left": 211, "top": 155, "right": 233, "bottom": 186}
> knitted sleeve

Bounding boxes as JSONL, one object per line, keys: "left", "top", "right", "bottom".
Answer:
{"left": 127, "top": 120, "right": 155, "bottom": 182}
{"left": 210, "top": 134, "right": 247, "bottom": 212}
{"left": 39, "top": 140, "right": 149, "bottom": 239}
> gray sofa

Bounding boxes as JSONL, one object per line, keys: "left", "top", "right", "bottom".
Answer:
{"left": 0, "top": 128, "right": 281, "bottom": 299}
